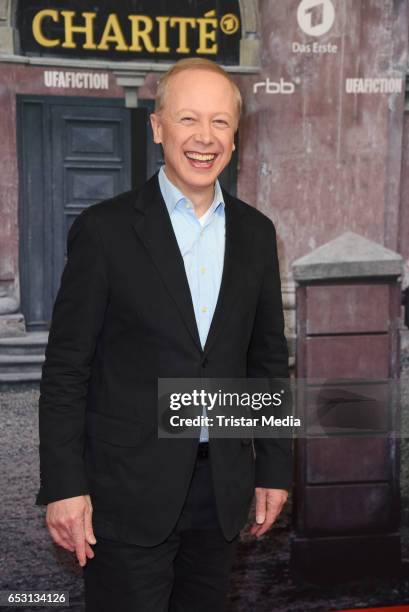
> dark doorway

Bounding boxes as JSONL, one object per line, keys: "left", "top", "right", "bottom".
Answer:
{"left": 17, "top": 95, "right": 132, "bottom": 330}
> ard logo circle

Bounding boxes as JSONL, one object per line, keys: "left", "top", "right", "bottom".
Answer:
{"left": 297, "top": 0, "right": 335, "bottom": 36}
{"left": 220, "top": 13, "right": 240, "bottom": 35}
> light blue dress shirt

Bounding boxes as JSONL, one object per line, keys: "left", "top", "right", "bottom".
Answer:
{"left": 158, "top": 165, "right": 226, "bottom": 442}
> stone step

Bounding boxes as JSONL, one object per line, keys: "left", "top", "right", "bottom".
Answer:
{"left": 0, "top": 371, "right": 42, "bottom": 383}
{"left": 0, "top": 353, "right": 44, "bottom": 373}
{"left": 0, "top": 331, "right": 48, "bottom": 355}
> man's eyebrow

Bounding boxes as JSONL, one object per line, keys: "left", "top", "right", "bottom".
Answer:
{"left": 175, "top": 109, "right": 198, "bottom": 115}
{"left": 175, "top": 109, "right": 233, "bottom": 118}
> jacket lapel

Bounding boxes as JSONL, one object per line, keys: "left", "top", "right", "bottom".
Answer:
{"left": 132, "top": 173, "right": 202, "bottom": 352}
{"left": 203, "top": 187, "right": 247, "bottom": 357}
{"left": 131, "top": 173, "right": 248, "bottom": 357}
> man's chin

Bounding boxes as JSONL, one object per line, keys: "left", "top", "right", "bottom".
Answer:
{"left": 188, "top": 163, "right": 226, "bottom": 182}
{"left": 186, "top": 175, "right": 219, "bottom": 191}
{"left": 166, "top": 163, "right": 223, "bottom": 192}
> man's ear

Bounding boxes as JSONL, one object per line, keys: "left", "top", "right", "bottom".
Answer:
{"left": 150, "top": 113, "right": 162, "bottom": 145}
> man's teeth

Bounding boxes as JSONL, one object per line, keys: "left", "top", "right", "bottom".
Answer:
{"left": 185, "top": 152, "right": 216, "bottom": 161}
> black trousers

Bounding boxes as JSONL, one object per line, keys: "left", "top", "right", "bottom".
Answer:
{"left": 83, "top": 445, "right": 239, "bottom": 612}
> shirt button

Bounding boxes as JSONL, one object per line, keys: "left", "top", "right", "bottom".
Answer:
{"left": 201, "top": 306, "right": 208, "bottom": 313}
{"left": 200, "top": 266, "right": 206, "bottom": 274}
{"left": 186, "top": 202, "right": 192, "bottom": 209}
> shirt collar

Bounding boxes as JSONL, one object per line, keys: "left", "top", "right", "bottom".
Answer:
{"left": 158, "top": 165, "right": 225, "bottom": 217}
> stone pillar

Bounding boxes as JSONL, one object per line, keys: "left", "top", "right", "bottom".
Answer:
{"left": 291, "top": 231, "right": 402, "bottom": 582}
{"left": 0, "top": 279, "right": 24, "bottom": 337}
{"left": 0, "top": 0, "right": 14, "bottom": 54}
{"left": 0, "top": 1, "right": 24, "bottom": 336}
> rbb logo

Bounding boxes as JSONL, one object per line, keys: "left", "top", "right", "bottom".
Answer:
{"left": 297, "top": 0, "right": 335, "bottom": 36}
{"left": 253, "top": 78, "right": 295, "bottom": 95}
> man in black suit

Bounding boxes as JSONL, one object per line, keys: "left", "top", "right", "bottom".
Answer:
{"left": 37, "top": 57, "right": 292, "bottom": 611}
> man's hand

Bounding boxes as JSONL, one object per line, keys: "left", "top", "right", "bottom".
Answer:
{"left": 250, "top": 487, "right": 289, "bottom": 538}
{"left": 46, "top": 495, "right": 96, "bottom": 567}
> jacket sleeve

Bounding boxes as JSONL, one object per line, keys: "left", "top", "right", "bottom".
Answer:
{"left": 247, "top": 219, "right": 293, "bottom": 491}
{"left": 36, "top": 210, "right": 109, "bottom": 505}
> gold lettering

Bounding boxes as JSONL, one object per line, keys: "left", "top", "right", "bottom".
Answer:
{"left": 169, "top": 17, "right": 196, "bottom": 54}
{"left": 32, "top": 9, "right": 60, "bottom": 48}
{"left": 128, "top": 15, "right": 155, "bottom": 52}
{"left": 156, "top": 16, "right": 170, "bottom": 53}
{"left": 61, "top": 11, "right": 97, "bottom": 49}
{"left": 32, "top": 10, "right": 223, "bottom": 57}
{"left": 197, "top": 10, "right": 218, "bottom": 54}
{"left": 98, "top": 14, "right": 128, "bottom": 51}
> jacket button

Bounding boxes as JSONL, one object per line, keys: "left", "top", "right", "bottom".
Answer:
{"left": 201, "top": 357, "right": 208, "bottom": 368}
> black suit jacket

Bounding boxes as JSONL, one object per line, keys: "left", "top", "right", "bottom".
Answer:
{"left": 36, "top": 171, "right": 293, "bottom": 545}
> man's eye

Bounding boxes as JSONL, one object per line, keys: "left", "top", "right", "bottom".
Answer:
{"left": 214, "top": 119, "right": 228, "bottom": 126}
{"left": 181, "top": 117, "right": 195, "bottom": 122}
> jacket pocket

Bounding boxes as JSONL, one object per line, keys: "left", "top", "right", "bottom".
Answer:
{"left": 85, "top": 410, "right": 142, "bottom": 447}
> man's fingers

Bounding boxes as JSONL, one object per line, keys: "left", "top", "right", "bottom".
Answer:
{"left": 71, "top": 522, "right": 87, "bottom": 567}
{"left": 44, "top": 496, "right": 95, "bottom": 564}
{"left": 250, "top": 514, "right": 277, "bottom": 538}
{"left": 256, "top": 500, "right": 283, "bottom": 533}
{"left": 85, "top": 542, "right": 95, "bottom": 559}
{"left": 265, "top": 497, "right": 283, "bottom": 523}
{"left": 52, "top": 522, "right": 94, "bottom": 564}
{"left": 252, "top": 506, "right": 281, "bottom": 537}
{"left": 252, "top": 522, "right": 271, "bottom": 538}
{"left": 250, "top": 517, "right": 275, "bottom": 537}
{"left": 251, "top": 488, "right": 289, "bottom": 538}
{"left": 47, "top": 525, "right": 75, "bottom": 553}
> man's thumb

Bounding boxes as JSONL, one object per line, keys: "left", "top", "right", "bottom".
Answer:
{"left": 255, "top": 490, "right": 267, "bottom": 524}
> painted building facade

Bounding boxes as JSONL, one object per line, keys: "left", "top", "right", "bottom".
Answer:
{"left": 0, "top": 0, "right": 408, "bottom": 376}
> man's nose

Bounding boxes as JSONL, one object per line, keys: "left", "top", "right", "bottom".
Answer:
{"left": 193, "top": 121, "right": 213, "bottom": 144}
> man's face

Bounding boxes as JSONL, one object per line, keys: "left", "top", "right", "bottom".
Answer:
{"left": 150, "top": 69, "right": 237, "bottom": 194}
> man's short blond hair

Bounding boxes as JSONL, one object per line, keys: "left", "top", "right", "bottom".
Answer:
{"left": 154, "top": 58, "right": 242, "bottom": 129}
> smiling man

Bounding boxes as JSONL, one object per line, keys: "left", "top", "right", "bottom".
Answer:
{"left": 149, "top": 61, "right": 239, "bottom": 218}
{"left": 37, "top": 58, "right": 293, "bottom": 612}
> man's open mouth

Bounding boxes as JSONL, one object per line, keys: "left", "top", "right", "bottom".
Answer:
{"left": 184, "top": 151, "right": 218, "bottom": 167}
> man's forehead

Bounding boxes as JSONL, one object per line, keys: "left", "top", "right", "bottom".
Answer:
{"left": 164, "top": 74, "right": 235, "bottom": 108}
{"left": 169, "top": 68, "right": 229, "bottom": 84}
{"left": 167, "top": 70, "right": 233, "bottom": 96}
